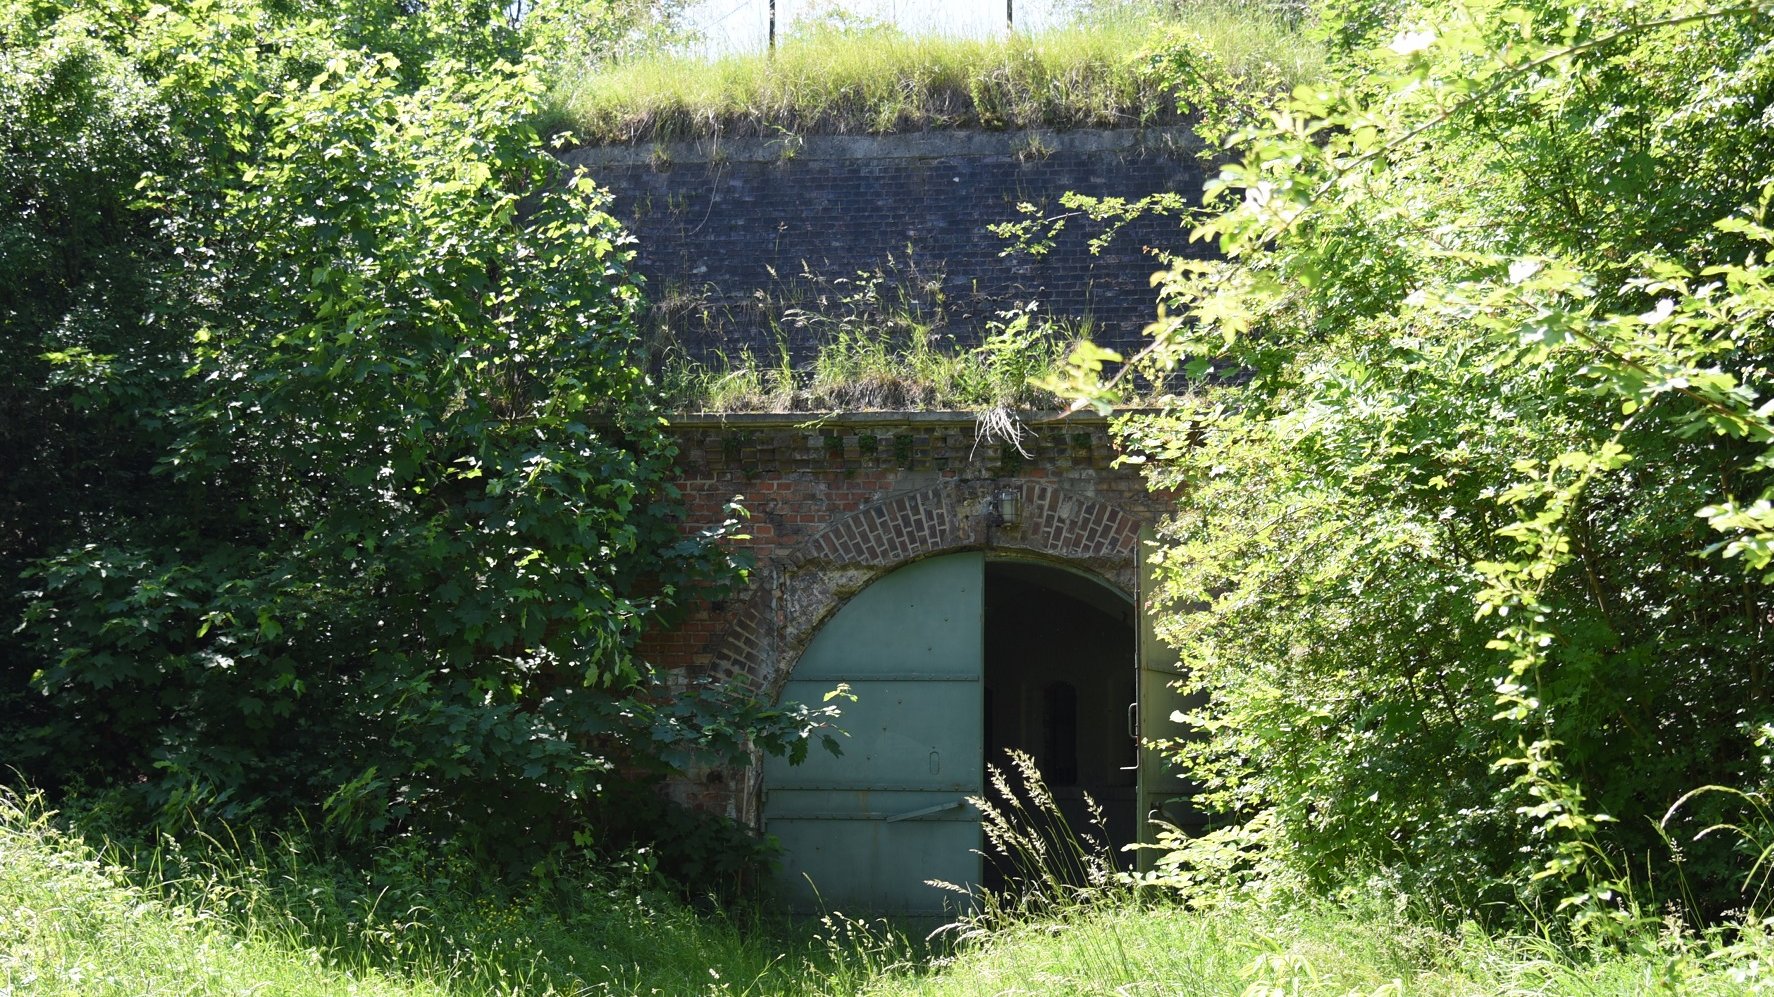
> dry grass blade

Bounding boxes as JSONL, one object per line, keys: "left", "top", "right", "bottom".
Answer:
{"left": 944, "top": 749, "right": 1128, "bottom": 934}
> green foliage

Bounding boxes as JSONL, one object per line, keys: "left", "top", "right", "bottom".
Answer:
{"left": 1, "top": 0, "right": 837, "bottom": 872}
{"left": 1084, "top": 0, "right": 1774, "bottom": 922}
{"left": 0, "top": 2, "right": 177, "bottom": 774}
{"left": 521, "top": 0, "right": 695, "bottom": 70}
{"left": 589, "top": 786, "right": 782, "bottom": 905}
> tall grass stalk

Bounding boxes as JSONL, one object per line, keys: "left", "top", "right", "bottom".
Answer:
{"left": 952, "top": 749, "right": 1125, "bottom": 928}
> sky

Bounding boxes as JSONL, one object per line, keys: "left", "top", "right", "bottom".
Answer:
{"left": 680, "top": 0, "right": 1082, "bottom": 55}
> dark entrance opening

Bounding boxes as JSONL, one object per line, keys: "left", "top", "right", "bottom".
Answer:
{"left": 982, "top": 559, "right": 1137, "bottom": 888}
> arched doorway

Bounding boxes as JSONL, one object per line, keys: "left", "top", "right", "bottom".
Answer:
{"left": 982, "top": 558, "right": 1137, "bottom": 889}
{"left": 761, "top": 551, "right": 1151, "bottom": 915}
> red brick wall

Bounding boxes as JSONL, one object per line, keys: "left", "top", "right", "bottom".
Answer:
{"left": 642, "top": 411, "right": 1176, "bottom": 821}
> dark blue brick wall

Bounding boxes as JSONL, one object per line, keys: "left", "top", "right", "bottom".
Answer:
{"left": 561, "top": 128, "right": 1208, "bottom": 364}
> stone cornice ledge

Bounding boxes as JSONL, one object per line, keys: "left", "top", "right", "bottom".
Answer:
{"left": 562, "top": 126, "right": 1203, "bottom": 168}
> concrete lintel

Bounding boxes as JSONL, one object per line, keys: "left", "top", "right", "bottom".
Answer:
{"left": 561, "top": 126, "right": 1203, "bottom": 169}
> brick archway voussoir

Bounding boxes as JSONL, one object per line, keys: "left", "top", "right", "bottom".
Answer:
{"left": 705, "top": 480, "right": 1145, "bottom": 697}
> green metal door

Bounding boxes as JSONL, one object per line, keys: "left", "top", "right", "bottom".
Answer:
{"left": 1134, "top": 528, "right": 1207, "bottom": 872}
{"left": 763, "top": 552, "right": 985, "bottom": 915}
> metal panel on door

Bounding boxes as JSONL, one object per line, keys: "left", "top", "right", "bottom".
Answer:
{"left": 1134, "top": 528, "right": 1207, "bottom": 872}
{"left": 764, "top": 552, "right": 984, "bottom": 915}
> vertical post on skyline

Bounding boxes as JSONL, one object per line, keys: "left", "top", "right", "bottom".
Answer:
{"left": 768, "top": 0, "right": 776, "bottom": 53}
{"left": 1007, "top": 0, "right": 1014, "bottom": 32}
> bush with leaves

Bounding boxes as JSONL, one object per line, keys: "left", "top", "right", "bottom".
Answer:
{"left": 1082, "top": 0, "right": 1774, "bottom": 921}
{"left": 3, "top": 0, "right": 834, "bottom": 875}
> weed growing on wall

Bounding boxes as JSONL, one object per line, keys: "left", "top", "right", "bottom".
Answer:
{"left": 652, "top": 257, "right": 1104, "bottom": 414}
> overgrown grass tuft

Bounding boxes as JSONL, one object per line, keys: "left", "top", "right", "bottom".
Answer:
{"left": 655, "top": 309, "right": 1082, "bottom": 415}
{"left": 649, "top": 258, "right": 1104, "bottom": 414}
{"left": 543, "top": 4, "right": 1321, "bottom": 145}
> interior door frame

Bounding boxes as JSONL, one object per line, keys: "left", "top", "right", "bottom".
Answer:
{"left": 1134, "top": 526, "right": 1203, "bottom": 872}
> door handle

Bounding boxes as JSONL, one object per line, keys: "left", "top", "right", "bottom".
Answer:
{"left": 883, "top": 799, "right": 965, "bottom": 823}
{"left": 1121, "top": 702, "right": 1140, "bottom": 771}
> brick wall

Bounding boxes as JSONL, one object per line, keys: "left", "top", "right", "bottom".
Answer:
{"left": 645, "top": 410, "right": 1177, "bottom": 821}
{"left": 559, "top": 128, "right": 1206, "bottom": 364}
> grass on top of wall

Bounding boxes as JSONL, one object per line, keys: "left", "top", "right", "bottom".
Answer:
{"left": 541, "top": 3, "right": 1321, "bottom": 146}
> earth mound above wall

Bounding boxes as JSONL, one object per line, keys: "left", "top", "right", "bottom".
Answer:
{"left": 559, "top": 127, "right": 1208, "bottom": 365}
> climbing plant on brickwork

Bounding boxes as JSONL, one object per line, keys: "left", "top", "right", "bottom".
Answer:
{"left": 1, "top": 0, "right": 836, "bottom": 872}
{"left": 1067, "top": 0, "right": 1774, "bottom": 924}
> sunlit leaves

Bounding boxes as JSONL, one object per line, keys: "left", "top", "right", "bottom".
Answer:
{"left": 1117, "top": 0, "right": 1774, "bottom": 918}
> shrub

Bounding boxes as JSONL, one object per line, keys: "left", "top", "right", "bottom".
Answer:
{"left": 3, "top": 0, "right": 836, "bottom": 872}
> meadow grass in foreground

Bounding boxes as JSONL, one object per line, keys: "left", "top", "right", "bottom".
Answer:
{"left": 0, "top": 790, "right": 874, "bottom": 996}
{"left": 1, "top": 798, "right": 439, "bottom": 996}
{"left": 542, "top": 4, "right": 1321, "bottom": 145}
{"left": 8, "top": 787, "right": 1774, "bottom": 996}
{"left": 863, "top": 900, "right": 1774, "bottom": 996}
